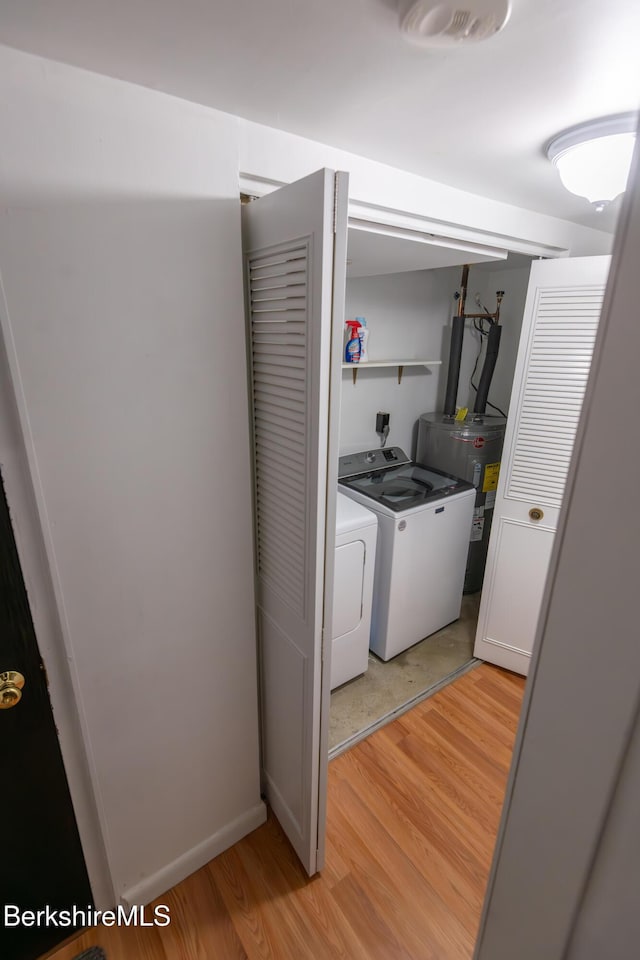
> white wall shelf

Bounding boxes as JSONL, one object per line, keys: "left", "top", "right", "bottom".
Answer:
{"left": 342, "top": 359, "right": 442, "bottom": 385}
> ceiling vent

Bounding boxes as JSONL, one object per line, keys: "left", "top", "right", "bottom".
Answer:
{"left": 399, "top": 0, "right": 512, "bottom": 47}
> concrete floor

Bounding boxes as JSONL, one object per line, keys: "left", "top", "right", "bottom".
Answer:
{"left": 329, "top": 592, "right": 481, "bottom": 753}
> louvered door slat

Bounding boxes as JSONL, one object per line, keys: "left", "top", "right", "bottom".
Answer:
{"left": 251, "top": 297, "right": 307, "bottom": 313}
{"left": 520, "top": 405, "right": 585, "bottom": 417}
{"left": 255, "top": 463, "right": 305, "bottom": 500}
{"left": 257, "top": 535, "right": 304, "bottom": 576}
{"left": 255, "top": 408, "right": 305, "bottom": 435}
{"left": 250, "top": 309, "right": 306, "bottom": 323}
{"left": 250, "top": 249, "right": 307, "bottom": 268}
{"left": 257, "top": 517, "right": 306, "bottom": 562}
{"left": 527, "top": 372, "right": 593, "bottom": 382}
{"left": 258, "top": 557, "right": 301, "bottom": 610}
{"left": 255, "top": 399, "right": 305, "bottom": 425}
{"left": 507, "top": 284, "right": 606, "bottom": 508}
{"left": 255, "top": 446, "right": 306, "bottom": 484}
{"left": 255, "top": 478, "right": 306, "bottom": 517}
{"left": 254, "top": 360, "right": 306, "bottom": 378}
{"left": 250, "top": 268, "right": 307, "bottom": 284}
{"left": 256, "top": 541, "right": 305, "bottom": 589}
{"left": 253, "top": 320, "right": 306, "bottom": 334}
{"left": 256, "top": 519, "right": 305, "bottom": 568}
{"left": 255, "top": 343, "right": 306, "bottom": 359}
{"left": 254, "top": 381, "right": 305, "bottom": 405}
{"left": 255, "top": 427, "right": 305, "bottom": 459}
{"left": 254, "top": 374, "right": 305, "bottom": 396}
{"left": 258, "top": 475, "right": 305, "bottom": 512}
{"left": 254, "top": 364, "right": 306, "bottom": 384}
{"left": 248, "top": 241, "right": 309, "bottom": 616}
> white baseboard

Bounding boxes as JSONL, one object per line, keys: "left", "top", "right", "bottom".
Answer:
{"left": 119, "top": 800, "right": 267, "bottom": 908}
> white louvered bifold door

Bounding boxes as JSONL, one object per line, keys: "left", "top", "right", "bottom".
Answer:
{"left": 242, "top": 169, "right": 348, "bottom": 875}
{"left": 475, "top": 256, "right": 610, "bottom": 675}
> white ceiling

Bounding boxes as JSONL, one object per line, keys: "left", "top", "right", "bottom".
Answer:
{"left": 1, "top": 0, "right": 639, "bottom": 234}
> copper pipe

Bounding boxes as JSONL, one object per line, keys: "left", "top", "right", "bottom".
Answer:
{"left": 460, "top": 291, "right": 505, "bottom": 324}
{"left": 457, "top": 264, "right": 469, "bottom": 317}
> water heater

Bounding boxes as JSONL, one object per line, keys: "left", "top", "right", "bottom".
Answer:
{"left": 417, "top": 413, "right": 506, "bottom": 593}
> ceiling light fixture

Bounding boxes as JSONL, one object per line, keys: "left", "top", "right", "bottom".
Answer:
{"left": 398, "top": 0, "right": 512, "bottom": 47}
{"left": 546, "top": 113, "right": 637, "bottom": 212}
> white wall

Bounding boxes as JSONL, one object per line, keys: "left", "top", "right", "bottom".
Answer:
{"left": 238, "top": 121, "right": 615, "bottom": 259}
{"left": 341, "top": 268, "right": 459, "bottom": 455}
{"left": 0, "top": 45, "right": 264, "bottom": 905}
{"left": 340, "top": 262, "right": 530, "bottom": 456}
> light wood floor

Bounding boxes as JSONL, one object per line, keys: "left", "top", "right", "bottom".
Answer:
{"left": 45, "top": 663, "right": 525, "bottom": 960}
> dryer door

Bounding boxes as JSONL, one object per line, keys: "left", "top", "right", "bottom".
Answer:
{"left": 332, "top": 541, "right": 365, "bottom": 640}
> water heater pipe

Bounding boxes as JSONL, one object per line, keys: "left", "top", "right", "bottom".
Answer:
{"left": 443, "top": 266, "right": 469, "bottom": 417}
{"left": 474, "top": 323, "right": 502, "bottom": 414}
{"left": 444, "top": 266, "right": 505, "bottom": 418}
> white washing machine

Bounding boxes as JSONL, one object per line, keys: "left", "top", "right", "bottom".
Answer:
{"left": 338, "top": 447, "right": 475, "bottom": 661}
{"left": 330, "top": 492, "right": 378, "bottom": 690}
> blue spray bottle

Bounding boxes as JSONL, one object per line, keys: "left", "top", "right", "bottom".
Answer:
{"left": 344, "top": 319, "right": 362, "bottom": 363}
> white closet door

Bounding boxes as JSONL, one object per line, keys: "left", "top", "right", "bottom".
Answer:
{"left": 474, "top": 256, "right": 610, "bottom": 675}
{"left": 242, "top": 169, "right": 348, "bottom": 874}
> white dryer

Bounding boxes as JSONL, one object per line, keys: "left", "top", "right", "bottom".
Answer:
{"left": 330, "top": 493, "right": 378, "bottom": 690}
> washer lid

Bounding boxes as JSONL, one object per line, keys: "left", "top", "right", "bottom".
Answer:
{"left": 336, "top": 491, "right": 378, "bottom": 534}
{"left": 339, "top": 463, "right": 473, "bottom": 513}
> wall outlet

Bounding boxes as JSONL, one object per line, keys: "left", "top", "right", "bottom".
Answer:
{"left": 376, "top": 412, "right": 390, "bottom": 433}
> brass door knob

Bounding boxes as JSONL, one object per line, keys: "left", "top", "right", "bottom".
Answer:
{"left": 529, "top": 507, "right": 544, "bottom": 522}
{"left": 0, "top": 671, "right": 25, "bottom": 710}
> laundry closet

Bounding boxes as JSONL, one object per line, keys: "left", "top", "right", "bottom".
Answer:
{"left": 243, "top": 167, "right": 609, "bottom": 874}
{"left": 328, "top": 222, "right": 533, "bottom": 753}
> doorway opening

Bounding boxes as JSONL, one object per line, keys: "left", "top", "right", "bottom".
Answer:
{"left": 328, "top": 235, "right": 534, "bottom": 756}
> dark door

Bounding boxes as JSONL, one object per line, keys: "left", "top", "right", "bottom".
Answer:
{"left": 0, "top": 473, "right": 93, "bottom": 960}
